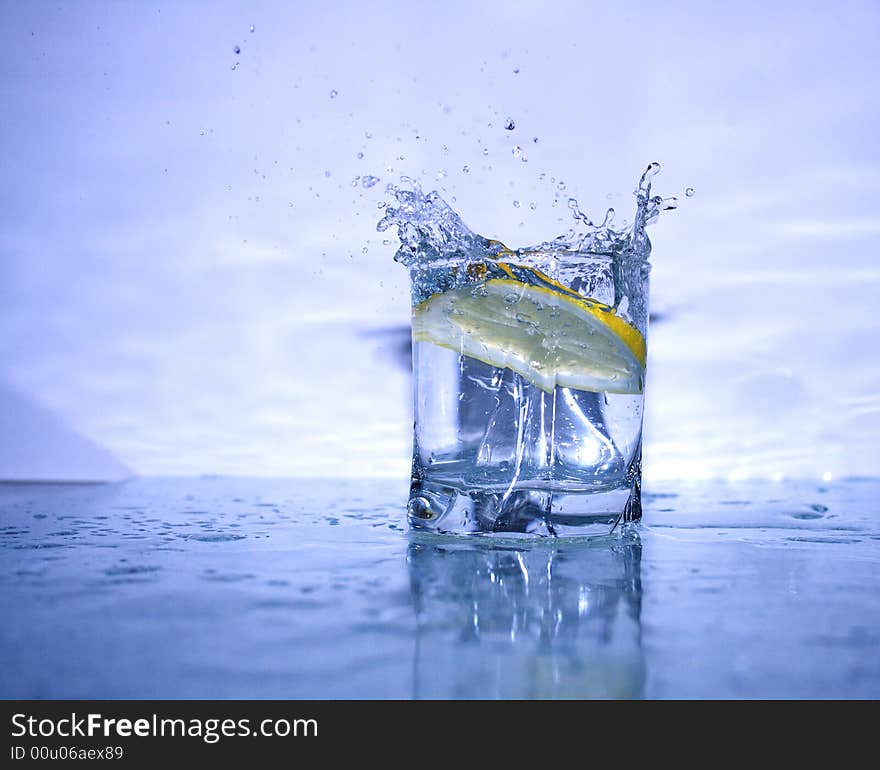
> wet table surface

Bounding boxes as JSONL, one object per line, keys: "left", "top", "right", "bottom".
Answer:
{"left": 1, "top": 477, "right": 878, "bottom": 699}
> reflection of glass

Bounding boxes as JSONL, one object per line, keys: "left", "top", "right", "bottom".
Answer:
{"left": 407, "top": 531, "right": 644, "bottom": 699}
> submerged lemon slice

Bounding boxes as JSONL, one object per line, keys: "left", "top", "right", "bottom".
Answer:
{"left": 413, "top": 277, "right": 646, "bottom": 394}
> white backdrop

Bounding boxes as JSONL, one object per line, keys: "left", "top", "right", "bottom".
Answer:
{"left": 2, "top": 0, "right": 879, "bottom": 481}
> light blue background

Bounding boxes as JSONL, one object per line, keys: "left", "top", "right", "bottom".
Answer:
{"left": 2, "top": 0, "right": 878, "bottom": 481}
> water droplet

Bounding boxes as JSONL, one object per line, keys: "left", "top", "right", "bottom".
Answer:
{"left": 504, "top": 118, "right": 515, "bottom": 130}
{"left": 361, "top": 175, "right": 380, "bottom": 188}
{"left": 646, "top": 161, "right": 661, "bottom": 176}
{"left": 362, "top": 246, "right": 368, "bottom": 254}
{"left": 329, "top": 89, "right": 338, "bottom": 99}
{"left": 512, "top": 200, "right": 520, "bottom": 208}
{"left": 365, "top": 131, "right": 373, "bottom": 139}
{"left": 462, "top": 165, "right": 470, "bottom": 173}
{"left": 324, "top": 170, "right": 331, "bottom": 178}
{"left": 233, "top": 45, "right": 241, "bottom": 54}
{"left": 532, "top": 136, "right": 539, "bottom": 143}
{"left": 513, "top": 67, "right": 520, "bottom": 74}
{"left": 685, "top": 187, "right": 695, "bottom": 197}
{"left": 249, "top": 24, "right": 255, "bottom": 33}
{"left": 529, "top": 202, "right": 537, "bottom": 210}
{"left": 512, "top": 145, "right": 522, "bottom": 158}
{"left": 482, "top": 148, "right": 489, "bottom": 156}
{"left": 356, "top": 151, "right": 364, "bottom": 159}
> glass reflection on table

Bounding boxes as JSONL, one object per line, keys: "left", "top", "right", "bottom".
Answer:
{"left": 407, "top": 530, "right": 644, "bottom": 699}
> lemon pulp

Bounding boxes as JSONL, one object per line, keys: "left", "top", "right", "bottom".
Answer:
{"left": 412, "top": 275, "right": 646, "bottom": 394}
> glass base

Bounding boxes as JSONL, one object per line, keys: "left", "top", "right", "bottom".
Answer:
{"left": 407, "top": 477, "right": 642, "bottom": 538}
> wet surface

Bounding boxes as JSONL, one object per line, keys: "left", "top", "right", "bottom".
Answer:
{"left": 0, "top": 477, "right": 878, "bottom": 699}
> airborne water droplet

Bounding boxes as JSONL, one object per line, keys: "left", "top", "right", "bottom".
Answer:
{"left": 686, "top": 187, "right": 695, "bottom": 197}
{"left": 512, "top": 145, "right": 522, "bottom": 158}
{"left": 361, "top": 175, "right": 380, "bottom": 188}
{"left": 513, "top": 200, "right": 520, "bottom": 208}
{"left": 329, "top": 89, "right": 338, "bottom": 99}
{"left": 233, "top": 45, "right": 240, "bottom": 54}
{"left": 356, "top": 151, "right": 364, "bottom": 159}
{"left": 504, "top": 118, "right": 515, "bottom": 130}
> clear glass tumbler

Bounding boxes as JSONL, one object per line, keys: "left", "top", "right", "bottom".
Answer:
{"left": 405, "top": 226, "right": 651, "bottom": 537}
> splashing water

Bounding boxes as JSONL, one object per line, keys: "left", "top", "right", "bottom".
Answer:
{"left": 377, "top": 163, "right": 673, "bottom": 332}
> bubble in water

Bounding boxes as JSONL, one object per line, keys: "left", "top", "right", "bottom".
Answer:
{"left": 361, "top": 175, "right": 380, "bottom": 188}
{"left": 233, "top": 45, "right": 240, "bottom": 54}
{"left": 504, "top": 118, "right": 515, "bottom": 130}
{"left": 329, "top": 89, "right": 338, "bottom": 99}
{"left": 686, "top": 187, "right": 695, "bottom": 197}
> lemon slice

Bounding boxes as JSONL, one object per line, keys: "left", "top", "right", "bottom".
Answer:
{"left": 413, "top": 278, "right": 646, "bottom": 394}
